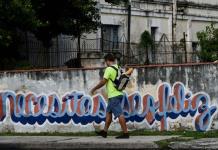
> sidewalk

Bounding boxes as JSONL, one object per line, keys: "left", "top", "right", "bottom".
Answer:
{"left": 169, "top": 138, "right": 218, "bottom": 149}
{"left": 0, "top": 136, "right": 176, "bottom": 150}
{"left": 1, "top": 135, "right": 218, "bottom": 149}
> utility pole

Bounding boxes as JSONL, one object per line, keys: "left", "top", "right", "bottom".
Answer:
{"left": 172, "top": 0, "right": 177, "bottom": 63}
{"left": 77, "top": 36, "right": 81, "bottom": 67}
{"left": 97, "top": 1, "right": 103, "bottom": 52}
{"left": 183, "top": 32, "right": 187, "bottom": 63}
{"left": 101, "top": 26, "right": 104, "bottom": 52}
{"left": 127, "top": 0, "right": 131, "bottom": 64}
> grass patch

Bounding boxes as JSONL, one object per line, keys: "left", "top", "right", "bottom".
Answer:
{"left": 155, "top": 139, "right": 171, "bottom": 149}
{"left": 0, "top": 130, "right": 218, "bottom": 138}
{"left": 155, "top": 137, "right": 192, "bottom": 149}
{"left": 0, "top": 131, "right": 123, "bottom": 136}
{"left": 1, "top": 130, "right": 216, "bottom": 149}
{"left": 130, "top": 130, "right": 218, "bottom": 139}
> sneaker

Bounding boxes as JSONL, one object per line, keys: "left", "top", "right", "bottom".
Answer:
{"left": 95, "top": 130, "right": 107, "bottom": 138}
{"left": 115, "top": 133, "right": 129, "bottom": 139}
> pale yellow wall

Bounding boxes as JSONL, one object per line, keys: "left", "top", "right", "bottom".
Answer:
{"left": 191, "top": 21, "right": 218, "bottom": 41}
{"left": 130, "top": 15, "right": 148, "bottom": 43}
{"left": 96, "top": 0, "right": 218, "bottom": 44}
{"left": 184, "top": 0, "right": 218, "bottom": 5}
{"left": 127, "top": 16, "right": 170, "bottom": 43}
{"left": 176, "top": 20, "right": 187, "bottom": 41}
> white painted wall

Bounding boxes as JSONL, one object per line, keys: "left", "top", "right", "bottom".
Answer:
{"left": 0, "top": 63, "right": 218, "bottom": 133}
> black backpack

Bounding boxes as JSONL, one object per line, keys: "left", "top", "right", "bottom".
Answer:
{"left": 109, "top": 65, "right": 130, "bottom": 91}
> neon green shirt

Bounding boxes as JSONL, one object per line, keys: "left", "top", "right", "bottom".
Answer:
{"left": 103, "top": 64, "right": 123, "bottom": 99}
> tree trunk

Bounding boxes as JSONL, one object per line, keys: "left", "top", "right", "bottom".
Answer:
{"left": 146, "top": 46, "right": 149, "bottom": 65}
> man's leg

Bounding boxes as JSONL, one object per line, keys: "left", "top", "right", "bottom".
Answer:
{"left": 115, "top": 114, "right": 129, "bottom": 139}
{"left": 95, "top": 104, "right": 112, "bottom": 138}
{"left": 115, "top": 96, "right": 129, "bottom": 139}
{"left": 104, "top": 112, "right": 112, "bottom": 132}
{"left": 118, "top": 115, "right": 128, "bottom": 133}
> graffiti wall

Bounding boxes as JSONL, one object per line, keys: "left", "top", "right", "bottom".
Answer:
{"left": 0, "top": 63, "right": 218, "bottom": 132}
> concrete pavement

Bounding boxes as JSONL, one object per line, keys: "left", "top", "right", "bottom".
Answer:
{"left": 2, "top": 136, "right": 218, "bottom": 149}
{"left": 169, "top": 138, "right": 218, "bottom": 149}
{"left": 0, "top": 136, "right": 177, "bottom": 150}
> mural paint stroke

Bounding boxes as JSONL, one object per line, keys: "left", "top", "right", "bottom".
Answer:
{"left": 0, "top": 82, "right": 216, "bottom": 132}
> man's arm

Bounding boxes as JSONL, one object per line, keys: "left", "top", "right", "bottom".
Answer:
{"left": 125, "top": 67, "right": 134, "bottom": 75}
{"left": 91, "top": 78, "right": 107, "bottom": 95}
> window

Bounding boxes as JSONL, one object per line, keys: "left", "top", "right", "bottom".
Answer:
{"left": 102, "top": 25, "right": 119, "bottom": 50}
{"left": 192, "top": 42, "right": 198, "bottom": 51}
{"left": 151, "top": 27, "right": 158, "bottom": 42}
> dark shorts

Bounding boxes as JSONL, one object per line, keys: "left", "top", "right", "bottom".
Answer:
{"left": 106, "top": 95, "right": 123, "bottom": 118}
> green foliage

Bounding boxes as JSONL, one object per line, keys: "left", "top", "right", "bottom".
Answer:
{"left": 31, "top": 0, "right": 100, "bottom": 48}
{"left": 197, "top": 23, "right": 218, "bottom": 62}
{"left": 0, "top": 0, "right": 37, "bottom": 48}
{"left": 138, "top": 30, "right": 154, "bottom": 64}
{"left": 1, "top": 130, "right": 218, "bottom": 139}
{"left": 0, "top": 0, "right": 38, "bottom": 30}
{"left": 0, "top": 0, "right": 100, "bottom": 70}
{"left": 139, "top": 30, "right": 153, "bottom": 49}
{"left": 105, "top": 0, "right": 128, "bottom": 5}
{"left": 0, "top": 0, "right": 37, "bottom": 70}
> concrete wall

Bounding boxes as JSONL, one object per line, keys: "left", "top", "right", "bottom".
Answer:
{"left": 97, "top": 0, "right": 218, "bottom": 44}
{"left": 0, "top": 63, "right": 218, "bottom": 133}
{"left": 185, "top": 0, "right": 218, "bottom": 5}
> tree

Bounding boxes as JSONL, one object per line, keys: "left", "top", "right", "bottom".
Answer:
{"left": 105, "top": 0, "right": 128, "bottom": 5}
{"left": 197, "top": 23, "right": 218, "bottom": 62}
{"left": 31, "top": 0, "right": 100, "bottom": 67}
{"left": 0, "top": 0, "right": 37, "bottom": 69}
{"left": 0, "top": 0, "right": 100, "bottom": 69}
{"left": 138, "top": 30, "right": 153, "bottom": 64}
{"left": 31, "top": 0, "right": 100, "bottom": 48}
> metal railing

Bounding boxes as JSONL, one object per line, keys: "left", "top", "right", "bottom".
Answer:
{"left": 24, "top": 34, "right": 200, "bottom": 68}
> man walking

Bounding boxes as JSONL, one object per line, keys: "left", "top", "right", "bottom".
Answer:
{"left": 90, "top": 53, "right": 129, "bottom": 139}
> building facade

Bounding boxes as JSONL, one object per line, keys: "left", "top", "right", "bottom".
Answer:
{"left": 26, "top": 0, "right": 218, "bottom": 67}
{"left": 83, "top": 0, "right": 218, "bottom": 65}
